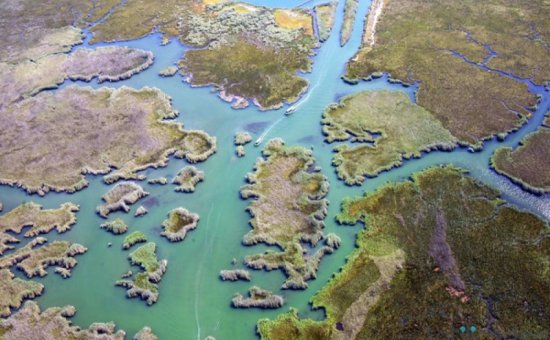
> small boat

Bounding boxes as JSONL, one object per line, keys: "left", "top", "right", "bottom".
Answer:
{"left": 285, "top": 105, "right": 297, "bottom": 115}
{"left": 254, "top": 138, "right": 263, "bottom": 146}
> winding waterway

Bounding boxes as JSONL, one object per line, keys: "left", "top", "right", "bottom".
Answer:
{"left": 1, "top": 0, "right": 548, "bottom": 339}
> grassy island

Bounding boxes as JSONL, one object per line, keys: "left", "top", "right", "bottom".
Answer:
{"left": 97, "top": 182, "right": 149, "bottom": 218}
{"left": 90, "top": 0, "right": 318, "bottom": 109}
{"left": 236, "top": 146, "right": 246, "bottom": 158}
{"left": 122, "top": 232, "right": 148, "bottom": 250}
{"left": 345, "top": 0, "right": 544, "bottom": 146}
{"left": 235, "top": 132, "right": 253, "bottom": 146}
{"left": 240, "top": 139, "right": 337, "bottom": 289}
{"left": 100, "top": 219, "right": 129, "bottom": 235}
{"left": 314, "top": 2, "right": 337, "bottom": 42}
{"left": 0, "top": 202, "right": 79, "bottom": 238}
{"left": 258, "top": 166, "right": 550, "bottom": 339}
{"left": 322, "top": 91, "right": 457, "bottom": 185}
{"left": 491, "top": 113, "right": 550, "bottom": 194}
{"left": 0, "top": 301, "right": 126, "bottom": 339}
{"left": 340, "top": 0, "right": 358, "bottom": 46}
{"left": 0, "top": 86, "right": 217, "bottom": 195}
{"left": 116, "top": 243, "right": 167, "bottom": 305}
{"left": 232, "top": 286, "right": 284, "bottom": 309}
{"left": 134, "top": 326, "right": 158, "bottom": 340}
{"left": 159, "top": 66, "right": 179, "bottom": 77}
{"left": 161, "top": 208, "right": 200, "bottom": 242}
{"left": 172, "top": 167, "right": 205, "bottom": 193}
{"left": 0, "top": 269, "right": 43, "bottom": 317}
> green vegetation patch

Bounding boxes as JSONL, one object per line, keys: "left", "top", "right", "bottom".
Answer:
{"left": 116, "top": 243, "right": 168, "bottom": 305}
{"left": 122, "top": 231, "right": 147, "bottom": 250}
{"left": 0, "top": 199, "right": 86, "bottom": 317}
{"left": 340, "top": 0, "right": 358, "bottom": 46}
{"left": 180, "top": 41, "right": 311, "bottom": 110}
{"left": 346, "top": 0, "right": 544, "bottom": 146}
{"left": 0, "top": 202, "right": 78, "bottom": 238}
{"left": 1, "top": 46, "right": 153, "bottom": 110}
{"left": 100, "top": 219, "right": 129, "bottom": 235}
{"left": 259, "top": 166, "right": 550, "bottom": 339}
{"left": 0, "top": 86, "right": 216, "bottom": 195}
{"left": 240, "top": 139, "right": 336, "bottom": 289}
{"left": 314, "top": 2, "right": 337, "bottom": 42}
{"left": 323, "top": 90, "right": 457, "bottom": 185}
{"left": 491, "top": 114, "right": 550, "bottom": 194}
{"left": 161, "top": 208, "right": 199, "bottom": 242}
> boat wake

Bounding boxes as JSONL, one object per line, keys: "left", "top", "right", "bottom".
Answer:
{"left": 254, "top": 116, "right": 285, "bottom": 146}
{"left": 195, "top": 206, "right": 216, "bottom": 340}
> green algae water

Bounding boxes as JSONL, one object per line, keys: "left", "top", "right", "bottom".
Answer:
{"left": 1, "top": 0, "right": 549, "bottom": 339}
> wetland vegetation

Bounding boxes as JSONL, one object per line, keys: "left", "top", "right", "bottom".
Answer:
{"left": 259, "top": 166, "right": 550, "bottom": 339}
{"left": 100, "top": 219, "right": 129, "bottom": 235}
{"left": 160, "top": 208, "right": 200, "bottom": 242}
{"left": 0, "top": 202, "right": 78, "bottom": 238}
{"left": 340, "top": 0, "right": 358, "bottom": 46}
{"left": 345, "top": 0, "right": 546, "bottom": 146}
{"left": 314, "top": 2, "right": 337, "bottom": 42}
{"left": 122, "top": 232, "right": 148, "bottom": 250}
{"left": 232, "top": 287, "right": 284, "bottom": 309}
{"left": 491, "top": 111, "right": 550, "bottom": 194}
{"left": 220, "top": 269, "right": 252, "bottom": 282}
{"left": 0, "top": 301, "right": 156, "bottom": 339}
{"left": 116, "top": 243, "right": 168, "bottom": 305}
{"left": 172, "top": 166, "right": 205, "bottom": 193}
{"left": 238, "top": 139, "right": 336, "bottom": 289}
{"left": 90, "top": 0, "right": 319, "bottom": 109}
{"left": 0, "top": 86, "right": 216, "bottom": 195}
{"left": 97, "top": 182, "right": 149, "bottom": 218}
{"left": 0, "top": 0, "right": 548, "bottom": 338}
{"left": 322, "top": 90, "right": 457, "bottom": 185}
{"left": 0, "top": 199, "right": 87, "bottom": 318}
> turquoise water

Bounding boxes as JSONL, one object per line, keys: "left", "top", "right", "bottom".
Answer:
{"left": 1, "top": 0, "right": 549, "bottom": 339}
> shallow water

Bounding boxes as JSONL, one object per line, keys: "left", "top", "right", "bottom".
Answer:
{"left": 1, "top": 0, "right": 549, "bottom": 339}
